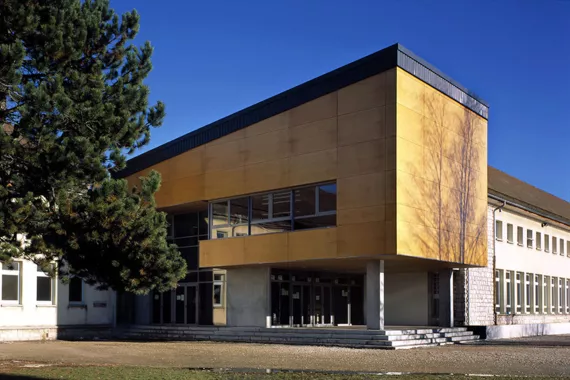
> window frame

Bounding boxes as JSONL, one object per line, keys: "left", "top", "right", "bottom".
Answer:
{"left": 495, "top": 220, "right": 503, "bottom": 241}
{"left": 209, "top": 182, "right": 337, "bottom": 240}
{"left": 495, "top": 269, "right": 502, "bottom": 314}
{"left": 545, "top": 234, "right": 550, "bottom": 252}
{"left": 515, "top": 272, "right": 522, "bottom": 313}
{"left": 213, "top": 274, "right": 225, "bottom": 308}
{"left": 559, "top": 278, "right": 564, "bottom": 314}
{"left": 506, "top": 223, "right": 514, "bottom": 244}
{"left": 525, "top": 273, "right": 531, "bottom": 314}
{"left": 36, "top": 265, "right": 56, "bottom": 305}
{"left": 517, "top": 226, "right": 524, "bottom": 246}
{"left": 505, "top": 271, "right": 512, "bottom": 314}
{"left": 552, "top": 236, "right": 558, "bottom": 254}
{"left": 536, "top": 231, "right": 542, "bottom": 250}
{"left": 566, "top": 279, "right": 570, "bottom": 314}
{"left": 527, "top": 229, "right": 533, "bottom": 249}
{"left": 534, "top": 274, "right": 541, "bottom": 314}
{"left": 68, "top": 277, "right": 84, "bottom": 305}
{"left": 560, "top": 238, "right": 565, "bottom": 256}
{"left": 1, "top": 261, "right": 21, "bottom": 304}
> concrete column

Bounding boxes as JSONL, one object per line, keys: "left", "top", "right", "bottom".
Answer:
{"left": 366, "top": 260, "right": 384, "bottom": 330}
{"left": 439, "top": 269, "right": 454, "bottom": 327}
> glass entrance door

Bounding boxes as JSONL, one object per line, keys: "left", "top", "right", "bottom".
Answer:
{"left": 313, "top": 285, "right": 332, "bottom": 325}
{"left": 175, "top": 285, "right": 198, "bottom": 324}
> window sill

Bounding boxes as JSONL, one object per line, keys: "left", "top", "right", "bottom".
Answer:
{"left": 213, "top": 304, "right": 224, "bottom": 309}
{"left": 0, "top": 303, "right": 22, "bottom": 308}
{"left": 507, "top": 241, "right": 513, "bottom": 244}
{"left": 495, "top": 238, "right": 503, "bottom": 242}
{"left": 36, "top": 304, "right": 56, "bottom": 308}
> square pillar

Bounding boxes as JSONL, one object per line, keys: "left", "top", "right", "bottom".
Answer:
{"left": 439, "top": 269, "right": 454, "bottom": 327}
{"left": 366, "top": 260, "right": 385, "bottom": 330}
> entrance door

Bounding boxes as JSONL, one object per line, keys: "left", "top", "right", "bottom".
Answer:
{"left": 186, "top": 285, "right": 197, "bottom": 324}
{"left": 175, "top": 285, "right": 198, "bottom": 324}
{"left": 332, "top": 286, "right": 349, "bottom": 325}
{"left": 313, "top": 285, "right": 332, "bottom": 325}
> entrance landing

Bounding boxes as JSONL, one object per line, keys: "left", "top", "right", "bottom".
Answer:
{"left": 118, "top": 325, "right": 479, "bottom": 349}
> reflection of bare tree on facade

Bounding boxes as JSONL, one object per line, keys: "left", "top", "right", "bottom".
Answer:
{"left": 413, "top": 93, "right": 486, "bottom": 264}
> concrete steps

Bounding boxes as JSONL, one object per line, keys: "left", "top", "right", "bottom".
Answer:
{"left": 116, "top": 325, "right": 479, "bottom": 349}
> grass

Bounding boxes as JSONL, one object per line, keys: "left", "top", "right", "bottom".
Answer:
{"left": 1, "top": 366, "right": 568, "bottom": 380}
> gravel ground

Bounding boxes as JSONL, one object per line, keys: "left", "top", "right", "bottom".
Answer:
{"left": 1, "top": 335, "right": 570, "bottom": 376}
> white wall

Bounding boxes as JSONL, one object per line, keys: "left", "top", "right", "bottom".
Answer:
{"left": 495, "top": 209, "right": 570, "bottom": 278}
{"left": 384, "top": 272, "right": 428, "bottom": 326}
{"left": 0, "top": 259, "right": 114, "bottom": 328}
{"left": 226, "top": 266, "right": 269, "bottom": 327}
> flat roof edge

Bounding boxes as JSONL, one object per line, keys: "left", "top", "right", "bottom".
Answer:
{"left": 116, "top": 43, "right": 488, "bottom": 178}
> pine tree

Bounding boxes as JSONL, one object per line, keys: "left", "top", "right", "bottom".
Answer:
{"left": 0, "top": 0, "right": 186, "bottom": 294}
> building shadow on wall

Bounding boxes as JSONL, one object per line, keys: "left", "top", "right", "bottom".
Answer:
{"left": 402, "top": 92, "right": 487, "bottom": 266}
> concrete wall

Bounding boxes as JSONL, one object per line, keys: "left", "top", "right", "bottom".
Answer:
{"left": 0, "top": 259, "right": 115, "bottom": 328}
{"left": 226, "top": 266, "right": 269, "bottom": 327}
{"left": 486, "top": 322, "right": 570, "bottom": 340}
{"left": 384, "top": 272, "right": 428, "bottom": 326}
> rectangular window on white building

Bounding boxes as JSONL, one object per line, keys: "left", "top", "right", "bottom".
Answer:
{"left": 542, "top": 276, "right": 550, "bottom": 314}
{"left": 515, "top": 272, "right": 522, "bottom": 313}
{"left": 551, "top": 277, "right": 556, "bottom": 314}
{"left": 525, "top": 273, "right": 531, "bottom": 313}
{"left": 213, "top": 273, "right": 225, "bottom": 307}
{"left": 567, "top": 241, "right": 570, "bottom": 258}
{"left": 536, "top": 232, "right": 542, "bottom": 250}
{"left": 545, "top": 234, "right": 550, "bottom": 252}
{"left": 553, "top": 236, "right": 558, "bottom": 254}
{"left": 495, "top": 220, "right": 503, "bottom": 241}
{"left": 36, "top": 265, "right": 55, "bottom": 304}
{"left": 68, "top": 277, "right": 84, "bottom": 304}
{"left": 566, "top": 279, "right": 570, "bottom": 314}
{"left": 527, "top": 229, "right": 533, "bottom": 249}
{"left": 506, "top": 224, "right": 514, "bottom": 243}
{"left": 534, "top": 274, "right": 540, "bottom": 313}
{"left": 560, "top": 239, "right": 565, "bottom": 256}
{"left": 505, "top": 271, "right": 512, "bottom": 314}
{"left": 1, "top": 262, "right": 21, "bottom": 303}
{"left": 559, "top": 278, "right": 563, "bottom": 314}
{"left": 495, "top": 270, "right": 502, "bottom": 313}
{"left": 517, "top": 227, "right": 524, "bottom": 246}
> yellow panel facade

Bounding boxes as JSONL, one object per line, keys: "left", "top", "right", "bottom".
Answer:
{"left": 395, "top": 68, "right": 488, "bottom": 266}
{"left": 126, "top": 65, "right": 488, "bottom": 269}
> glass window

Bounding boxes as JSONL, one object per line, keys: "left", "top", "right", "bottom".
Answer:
{"left": 517, "top": 227, "right": 523, "bottom": 245}
{"left": 213, "top": 274, "right": 225, "bottom": 307}
{"left": 559, "top": 278, "right": 563, "bottom": 313}
{"left": 505, "top": 271, "right": 511, "bottom": 314}
{"left": 542, "top": 276, "right": 550, "bottom": 314}
{"left": 515, "top": 272, "right": 522, "bottom": 313}
{"left": 553, "top": 236, "right": 557, "bottom": 254}
{"left": 318, "top": 184, "right": 337, "bottom": 213}
{"left": 536, "top": 232, "right": 542, "bottom": 250}
{"left": 214, "top": 230, "right": 229, "bottom": 239}
{"left": 495, "top": 220, "right": 503, "bottom": 240}
{"left": 534, "top": 274, "right": 541, "bottom": 313}
{"left": 1, "top": 262, "right": 20, "bottom": 302}
{"left": 545, "top": 234, "right": 550, "bottom": 252}
{"left": 212, "top": 201, "right": 229, "bottom": 226}
{"left": 294, "top": 187, "right": 316, "bottom": 217}
{"left": 251, "top": 194, "right": 270, "bottom": 221}
{"left": 174, "top": 213, "right": 198, "bottom": 238}
{"left": 272, "top": 191, "right": 291, "bottom": 219}
{"left": 527, "top": 229, "right": 533, "bottom": 249}
{"left": 551, "top": 277, "right": 557, "bottom": 313}
{"left": 495, "top": 270, "right": 501, "bottom": 313}
{"left": 560, "top": 239, "right": 565, "bottom": 256}
{"left": 566, "top": 280, "right": 570, "bottom": 313}
{"left": 69, "top": 277, "right": 83, "bottom": 303}
{"left": 230, "top": 198, "right": 249, "bottom": 225}
{"left": 567, "top": 241, "right": 570, "bottom": 258}
{"left": 525, "top": 273, "right": 531, "bottom": 313}
{"left": 179, "top": 247, "right": 199, "bottom": 271}
{"left": 36, "top": 265, "right": 55, "bottom": 303}
{"left": 506, "top": 224, "right": 513, "bottom": 243}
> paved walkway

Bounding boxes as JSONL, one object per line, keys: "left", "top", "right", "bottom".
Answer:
{"left": 1, "top": 335, "right": 570, "bottom": 376}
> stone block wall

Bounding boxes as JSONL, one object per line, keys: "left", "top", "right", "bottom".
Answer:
{"left": 455, "top": 205, "right": 495, "bottom": 326}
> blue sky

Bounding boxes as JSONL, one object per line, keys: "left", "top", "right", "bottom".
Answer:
{"left": 113, "top": 0, "right": 570, "bottom": 201}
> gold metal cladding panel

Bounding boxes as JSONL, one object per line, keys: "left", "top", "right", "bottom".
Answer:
{"left": 395, "top": 68, "right": 488, "bottom": 266}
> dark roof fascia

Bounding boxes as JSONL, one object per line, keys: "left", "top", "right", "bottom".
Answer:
{"left": 488, "top": 191, "right": 570, "bottom": 228}
{"left": 115, "top": 43, "right": 488, "bottom": 178}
